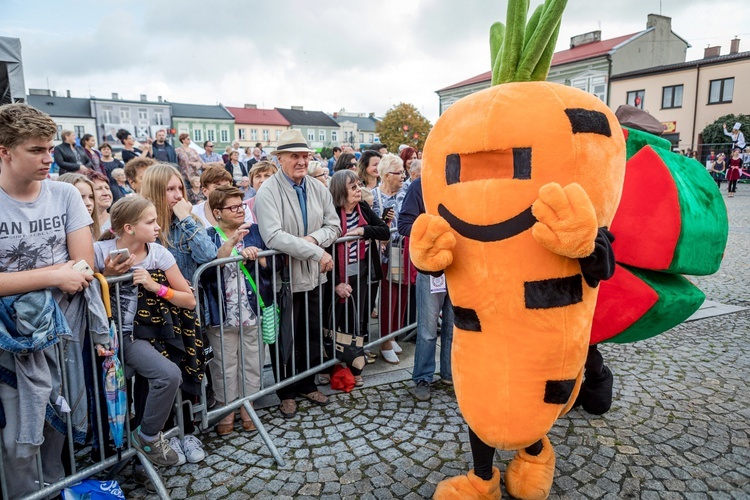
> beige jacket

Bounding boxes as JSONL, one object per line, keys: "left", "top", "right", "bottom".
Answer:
{"left": 255, "top": 170, "right": 341, "bottom": 292}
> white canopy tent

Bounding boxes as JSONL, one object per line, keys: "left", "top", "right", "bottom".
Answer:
{"left": 0, "top": 37, "right": 26, "bottom": 105}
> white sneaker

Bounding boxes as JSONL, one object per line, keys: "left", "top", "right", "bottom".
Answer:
{"left": 391, "top": 341, "right": 403, "bottom": 354}
{"left": 182, "top": 435, "right": 206, "bottom": 463}
{"left": 168, "top": 437, "right": 186, "bottom": 466}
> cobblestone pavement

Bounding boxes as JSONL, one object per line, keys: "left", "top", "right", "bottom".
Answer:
{"left": 119, "top": 189, "right": 750, "bottom": 499}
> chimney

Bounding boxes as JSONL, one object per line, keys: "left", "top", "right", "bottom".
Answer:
{"left": 369, "top": 112, "right": 375, "bottom": 118}
{"left": 51, "top": 90, "right": 57, "bottom": 97}
{"left": 157, "top": 95, "right": 163, "bottom": 103}
{"left": 66, "top": 90, "right": 71, "bottom": 98}
{"left": 291, "top": 105, "right": 303, "bottom": 111}
{"left": 570, "top": 30, "right": 601, "bottom": 49}
{"left": 140, "top": 94, "right": 147, "bottom": 101}
{"left": 111, "top": 92, "right": 119, "bottom": 100}
{"left": 244, "top": 104, "right": 257, "bottom": 109}
{"left": 730, "top": 38, "right": 741, "bottom": 54}
{"left": 704, "top": 46, "right": 721, "bottom": 58}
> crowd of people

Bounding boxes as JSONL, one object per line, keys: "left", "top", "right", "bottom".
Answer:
{"left": 0, "top": 103, "right": 453, "bottom": 496}
{"left": 704, "top": 123, "right": 750, "bottom": 198}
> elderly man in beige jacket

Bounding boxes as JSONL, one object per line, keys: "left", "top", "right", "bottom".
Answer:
{"left": 255, "top": 130, "right": 341, "bottom": 418}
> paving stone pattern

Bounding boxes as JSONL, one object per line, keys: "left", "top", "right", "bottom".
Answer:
{"left": 119, "top": 189, "right": 750, "bottom": 498}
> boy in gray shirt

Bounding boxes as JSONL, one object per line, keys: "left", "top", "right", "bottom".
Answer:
{"left": 0, "top": 103, "right": 94, "bottom": 498}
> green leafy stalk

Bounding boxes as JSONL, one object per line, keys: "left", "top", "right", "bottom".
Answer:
{"left": 530, "top": 18, "right": 561, "bottom": 81}
{"left": 522, "top": 4, "right": 544, "bottom": 52}
{"left": 496, "top": 0, "right": 529, "bottom": 85}
{"left": 490, "top": 22, "right": 506, "bottom": 85}
{"left": 490, "top": 0, "right": 568, "bottom": 85}
{"left": 516, "top": 0, "right": 568, "bottom": 81}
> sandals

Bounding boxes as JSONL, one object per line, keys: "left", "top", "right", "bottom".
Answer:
{"left": 298, "top": 391, "right": 330, "bottom": 406}
{"left": 381, "top": 349, "right": 400, "bottom": 365}
{"left": 392, "top": 341, "right": 403, "bottom": 354}
{"left": 365, "top": 350, "right": 377, "bottom": 364}
{"left": 215, "top": 414, "right": 235, "bottom": 436}
{"left": 318, "top": 373, "right": 331, "bottom": 385}
{"left": 279, "top": 399, "right": 298, "bottom": 418}
{"left": 354, "top": 375, "right": 364, "bottom": 387}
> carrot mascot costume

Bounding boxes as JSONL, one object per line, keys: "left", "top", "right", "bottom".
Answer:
{"left": 409, "top": 0, "right": 627, "bottom": 498}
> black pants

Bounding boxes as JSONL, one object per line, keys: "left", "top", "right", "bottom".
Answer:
{"left": 270, "top": 288, "right": 322, "bottom": 400}
{"left": 728, "top": 179, "right": 738, "bottom": 193}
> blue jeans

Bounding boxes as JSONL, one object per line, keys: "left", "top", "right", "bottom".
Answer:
{"left": 412, "top": 272, "right": 454, "bottom": 384}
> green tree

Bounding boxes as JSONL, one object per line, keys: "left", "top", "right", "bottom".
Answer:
{"left": 701, "top": 113, "right": 750, "bottom": 154}
{"left": 376, "top": 103, "right": 432, "bottom": 152}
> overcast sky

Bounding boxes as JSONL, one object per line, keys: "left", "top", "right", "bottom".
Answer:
{"left": 2, "top": 0, "right": 748, "bottom": 123}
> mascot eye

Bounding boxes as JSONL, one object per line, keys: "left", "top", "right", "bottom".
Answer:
{"left": 564, "top": 108, "right": 612, "bottom": 137}
{"left": 445, "top": 148, "right": 532, "bottom": 185}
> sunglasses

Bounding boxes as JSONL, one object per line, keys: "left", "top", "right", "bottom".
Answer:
{"left": 220, "top": 203, "right": 247, "bottom": 213}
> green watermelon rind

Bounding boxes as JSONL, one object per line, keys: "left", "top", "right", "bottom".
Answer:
{"left": 604, "top": 266, "right": 705, "bottom": 344}
{"left": 649, "top": 148, "right": 729, "bottom": 275}
{"left": 623, "top": 127, "right": 672, "bottom": 160}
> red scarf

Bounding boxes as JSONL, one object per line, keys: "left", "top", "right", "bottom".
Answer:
{"left": 337, "top": 204, "right": 368, "bottom": 301}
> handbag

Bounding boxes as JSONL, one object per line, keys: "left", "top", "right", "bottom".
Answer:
{"left": 388, "top": 245, "right": 405, "bottom": 283}
{"left": 214, "top": 227, "right": 279, "bottom": 344}
{"left": 323, "top": 295, "right": 366, "bottom": 371}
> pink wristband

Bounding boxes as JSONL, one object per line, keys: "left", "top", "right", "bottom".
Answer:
{"left": 157, "top": 284, "right": 169, "bottom": 297}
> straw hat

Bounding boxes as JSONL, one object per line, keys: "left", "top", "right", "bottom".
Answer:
{"left": 270, "top": 129, "right": 314, "bottom": 156}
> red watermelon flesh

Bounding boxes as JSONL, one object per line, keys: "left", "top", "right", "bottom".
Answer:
{"left": 609, "top": 146, "right": 682, "bottom": 271}
{"left": 590, "top": 264, "right": 657, "bottom": 344}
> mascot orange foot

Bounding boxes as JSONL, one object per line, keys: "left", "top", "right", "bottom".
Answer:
{"left": 433, "top": 467, "right": 502, "bottom": 500}
{"left": 504, "top": 436, "right": 556, "bottom": 500}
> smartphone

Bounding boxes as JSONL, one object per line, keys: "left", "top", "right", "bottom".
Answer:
{"left": 72, "top": 260, "right": 94, "bottom": 276}
{"left": 109, "top": 248, "right": 131, "bottom": 262}
{"left": 382, "top": 207, "right": 394, "bottom": 222}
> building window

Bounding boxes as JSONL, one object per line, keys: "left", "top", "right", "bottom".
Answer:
{"left": 138, "top": 108, "right": 148, "bottom": 121}
{"left": 250, "top": 129, "right": 258, "bottom": 141}
{"left": 74, "top": 125, "right": 85, "bottom": 138}
{"left": 308, "top": 130, "right": 315, "bottom": 142}
{"left": 220, "top": 129, "right": 229, "bottom": 143}
{"left": 119, "top": 107, "right": 130, "bottom": 122}
{"left": 318, "top": 129, "right": 326, "bottom": 141}
{"left": 661, "top": 85, "right": 683, "bottom": 109}
{"left": 154, "top": 112, "right": 164, "bottom": 125}
{"left": 206, "top": 129, "right": 215, "bottom": 142}
{"left": 55, "top": 125, "right": 63, "bottom": 141}
{"left": 193, "top": 129, "right": 203, "bottom": 142}
{"left": 102, "top": 107, "right": 113, "bottom": 123}
{"left": 238, "top": 128, "right": 246, "bottom": 140}
{"left": 263, "top": 129, "right": 269, "bottom": 141}
{"left": 369, "top": 134, "right": 374, "bottom": 143}
{"left": 331, "top": 130, "right": 338, "bottom": 142}
{"left": 626, "top": 90, "right": 645, "bottom": 109}
{"left": 358, "top": 133, "right": 364, "bottom": 143}
{"left": 708, "top": 78, "right": 734, "bottom": 104}
{"left": 570, "top": 75, "right": 607, "bottom": 102}
{"left": 275, "top": 130, "right": 281, "bottom": 141}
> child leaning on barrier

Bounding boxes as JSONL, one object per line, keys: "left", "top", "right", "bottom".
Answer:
{"left": 93, "top": 195, "right": 196, "bottom": 467}
{"left": 202, "top": 185, "right": 271, "bottom": 436}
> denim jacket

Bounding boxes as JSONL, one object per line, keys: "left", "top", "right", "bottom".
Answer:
{"left": 166, "top": 214, "right": 218, "bottom": 283}
{"left": 0, "top": 290, "right": 71, "bottom": 354}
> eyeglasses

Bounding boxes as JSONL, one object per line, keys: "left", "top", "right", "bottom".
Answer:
{"left": 220, "top": 203, "right": 247, "bottom": 213}
{"left": 349, "top": 162, "right": 357, "bottom": 167}
{"left": 387, "top": 170, "right": 406, "bottom": 177}
{"left": 313, "top": 172, "right": 328, "bottom": 179}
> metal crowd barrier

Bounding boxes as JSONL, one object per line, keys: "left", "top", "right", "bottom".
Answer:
{"left": 191, "top": 229, "right": 417, "bottom": 467}
{"left": 0, "top": 230, "right": 416, "bottom": 498}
